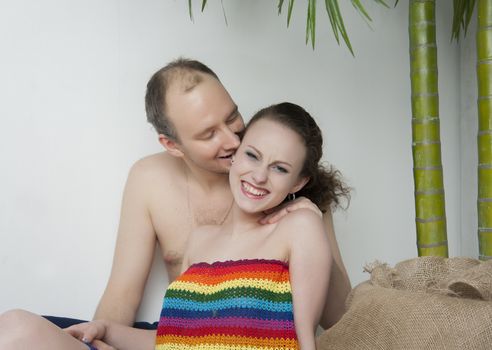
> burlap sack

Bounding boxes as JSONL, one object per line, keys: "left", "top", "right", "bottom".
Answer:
{"left": 317, "top": 257, "right": 492, "bottom": 350}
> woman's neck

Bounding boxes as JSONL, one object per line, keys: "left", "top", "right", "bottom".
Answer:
{"left": 225, "top": 204, "right": 265, "bottom": 236}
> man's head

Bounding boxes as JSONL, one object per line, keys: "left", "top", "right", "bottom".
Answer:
{"left": 145, "top": 58, "right": 220, "bottom": 141}
{"left": 145, "top": 58, "right": 244, "bottom": 174}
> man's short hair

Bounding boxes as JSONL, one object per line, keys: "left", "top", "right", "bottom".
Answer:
{"left": 145, "top": 58, "right": 220, "bottom": 142}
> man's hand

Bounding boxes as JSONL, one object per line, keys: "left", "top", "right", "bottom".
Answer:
{"left": 65, "top": 321, "right": 115, "bottom": 350}
{"left": 259, "top": 197, "right": 322, "bottom": 224}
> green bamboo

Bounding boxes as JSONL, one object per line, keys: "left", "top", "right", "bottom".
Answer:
{"left": 477, "top": 0, "right": 492, "bottom": 260}
{"left": 409, "top": 0, "right": 449, "bottom": 257}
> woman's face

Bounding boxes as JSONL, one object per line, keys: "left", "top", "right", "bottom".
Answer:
{"left": 229, "top": 118, "right": 308, "bottom": 214}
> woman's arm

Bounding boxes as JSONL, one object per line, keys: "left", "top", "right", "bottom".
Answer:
{"left": 283, "top": 209, "right": 332, "bottom": 350}
{"left": 258, "top": 197, "right": 350, "bottom": 329}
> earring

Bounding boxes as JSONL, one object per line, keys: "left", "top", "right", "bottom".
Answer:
{"left": 288, "top": 192, "right": 296, "bottom": 201}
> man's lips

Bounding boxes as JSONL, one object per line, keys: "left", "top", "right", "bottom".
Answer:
{"left": 218, "top": 154, "right": 233, "bottom": 160}
{"left": 241, "top": 181, "right": 269, "bottom": 199}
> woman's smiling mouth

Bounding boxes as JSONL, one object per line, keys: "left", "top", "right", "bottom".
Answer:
{"left": 241, "top": 181, "right": 269, "bottom": 199}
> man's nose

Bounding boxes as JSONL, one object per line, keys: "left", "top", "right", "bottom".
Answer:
{"left": 222, "top": 127, "right": 240, "bottom": 150}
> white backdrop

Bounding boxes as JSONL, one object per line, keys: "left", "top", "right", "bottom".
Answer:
{"left": 0, "top": 0, "right": 471, "bottom": 321}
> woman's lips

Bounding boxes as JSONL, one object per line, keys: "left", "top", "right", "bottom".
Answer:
{"left": 241, "top": 181, "right": 269, "bottom": 199}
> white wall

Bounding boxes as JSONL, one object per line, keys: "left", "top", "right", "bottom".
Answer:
{"left": 0, "top": 0, "right": 465, "bottom": 321}
{"left": 459, "top": 10, "right": 479, "bottom": 259}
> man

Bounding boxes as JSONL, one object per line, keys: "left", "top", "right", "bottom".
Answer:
{"left": 51, "top": 58, "right": 351, "bottom": 348}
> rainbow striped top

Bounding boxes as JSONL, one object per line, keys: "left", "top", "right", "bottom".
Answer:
{"left": 154, "top": 259, "right": 298, "bottom": 350}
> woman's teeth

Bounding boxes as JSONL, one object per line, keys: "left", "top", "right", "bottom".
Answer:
{"left": 242, "top": 181, "right": 268, "bottom": 197}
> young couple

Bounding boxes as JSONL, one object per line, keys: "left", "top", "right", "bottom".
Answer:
{"left": 0, "top": 59, "right": 350, "bottom": 350}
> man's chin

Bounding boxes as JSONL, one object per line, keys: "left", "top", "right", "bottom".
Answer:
{"left": 216, "top": 158, "right": 232, "bottom": 172}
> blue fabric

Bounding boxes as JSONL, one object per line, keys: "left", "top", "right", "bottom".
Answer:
{"left": 85, "top": 342, "right": 98, "bottom": 350}
{"left": 42, "top": 315, "right": 159, "bottom": 330}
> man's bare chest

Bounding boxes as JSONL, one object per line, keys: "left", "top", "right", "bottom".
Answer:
{"left": 150, "top": 196, "right": 232, "bottom": 268}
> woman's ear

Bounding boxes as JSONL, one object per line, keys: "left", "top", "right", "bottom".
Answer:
{"left": 158, "top": 134, "right": 184, "bottom": 158}
{"left": 291, "top": 176, "right": 310, "bottom": 194}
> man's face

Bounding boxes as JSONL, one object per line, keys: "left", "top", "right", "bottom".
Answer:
{"left": 166, "top": 74, "right": 245, "bottom": 174}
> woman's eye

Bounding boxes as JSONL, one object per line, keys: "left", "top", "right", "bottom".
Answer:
{"left": 245, "top": 151, "right": 258, "bottom": 160}
{"left": 273, "top": 165, "right": 288, "bottom": 174}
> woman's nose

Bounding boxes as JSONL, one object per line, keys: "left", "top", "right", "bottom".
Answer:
{"left": 252, "top": 166, "right": 268, "bottom": 184}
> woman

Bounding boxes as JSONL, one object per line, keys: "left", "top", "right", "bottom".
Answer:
{"left": 0, "top": 102, "right": 348, "bottom": 350}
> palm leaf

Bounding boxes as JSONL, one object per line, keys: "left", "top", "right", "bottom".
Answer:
{"left": 324, "top": 0, "right": 340, "bottom": 44}
{"left": 190, "top": 0, "right": 393, "bottom": 54}
{"left": 278, "top": 0, "right": 295, "bottom": 27}
{"left": 288, "top": 0, "right": 295, "bottom": 26}
{"left": 188, "top": 0, "right": 208, "bottom": 21}
{"left": 451, "top": 0, "right": 477, "bottom": 41}
{"left": 351, "top": 0, "right": 373, "bottom": 22}
{"left": 325, "top": 0, "right": 355, "bottom": 55}
{"left": 278, "top": 0, "right": 285, "bottom": 14}
{"left": 306, "top": 0, "right": 317, "bottom": 48}
{"left": 372, "top": 0, "right": 391, "bottom": 8}
{"left": 220, "top": 0, "right": 228, "bottom": 26}
{"left": 315, "top": 0, "right": 390, "bottom": 54}
{"left": 188, "top": 0, "right": 193, "bottom": 21}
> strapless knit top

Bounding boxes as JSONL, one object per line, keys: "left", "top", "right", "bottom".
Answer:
{"left": 154, "top": 259, "right": 298, "bottom": 350}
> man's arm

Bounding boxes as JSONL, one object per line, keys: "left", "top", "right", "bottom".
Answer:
{"left": 319, "top": 210, "right": 351, "bottom": 329}
{"left": 93, "top": 161, "right": 157, "bottom": 326}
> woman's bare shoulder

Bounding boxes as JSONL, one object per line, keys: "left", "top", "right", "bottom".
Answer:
{"left": 274, "top": 208, "right": 326, "bottom": 245}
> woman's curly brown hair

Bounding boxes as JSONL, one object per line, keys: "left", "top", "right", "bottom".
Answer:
{"left": 245, "top": 102, "right": 350, "bottom": 212}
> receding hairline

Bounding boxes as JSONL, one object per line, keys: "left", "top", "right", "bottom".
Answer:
{"left": 163, "top": 68, "right": 219, "bottom": 96}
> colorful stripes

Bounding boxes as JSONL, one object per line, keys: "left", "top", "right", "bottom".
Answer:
{"left": 155, "top": 259, "right": 298, "bottom": 350}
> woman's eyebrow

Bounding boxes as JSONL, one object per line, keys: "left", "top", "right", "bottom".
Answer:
{"left": 246, "top": 145, "right": 292, "bottom": 168}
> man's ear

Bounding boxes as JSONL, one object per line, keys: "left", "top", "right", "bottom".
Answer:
{"left": 291, "top": 176, "right": 310, "bottom": 194}
{"left": 158, "top": 134, "right": 184, "bottom": 158}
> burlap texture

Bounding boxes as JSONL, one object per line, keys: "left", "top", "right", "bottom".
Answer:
{"left": 317, "top": 257, "right": 492, "bottom": 349}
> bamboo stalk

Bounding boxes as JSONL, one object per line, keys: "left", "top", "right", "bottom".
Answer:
{"left": 409, "top": 0, "right": 448, "bottom": 257}
{"left": 477, "top": 0, "right": 492, "bottom": 260}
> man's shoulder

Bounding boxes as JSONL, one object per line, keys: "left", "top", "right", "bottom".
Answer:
{"left": 129, "top": 152, "right": 183, "bottom": 180}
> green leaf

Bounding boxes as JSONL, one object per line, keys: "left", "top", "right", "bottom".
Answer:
{"left": 306, "top": 0, "right": 316, "bottom": 49}
{"left": 351, "top": 0, "right": 372, "bottom": 22}
{"left": 306, "top": 0, "right": 312, "bottom": 45}
{"left": 372, "top": 0, "right": 390, "bottom": 8}
{"left": 287, "top": 0, "right": 294, "bottom": 26}
{"left": 221, "top": 0, "right": 228, "bottom": 26}
{"left": 451, "top": 0, "right": 476, "bottom": 42}
{"left": 188, "top": 0, "right": 193, "bottom": 21}
{"left": 325, "top": 0, "right": 354, "bottom": 55}
{"left": 278, "top": 0, "right": 285, "bottom": 14}
{"left": 325, "top": 0, "right": 340, "bottom": 44}
{"left": 284, "top": 0, "right": 394, "bottom": 53}
{"left": 201, "top": 0, "right": 208, "bottom": 12}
